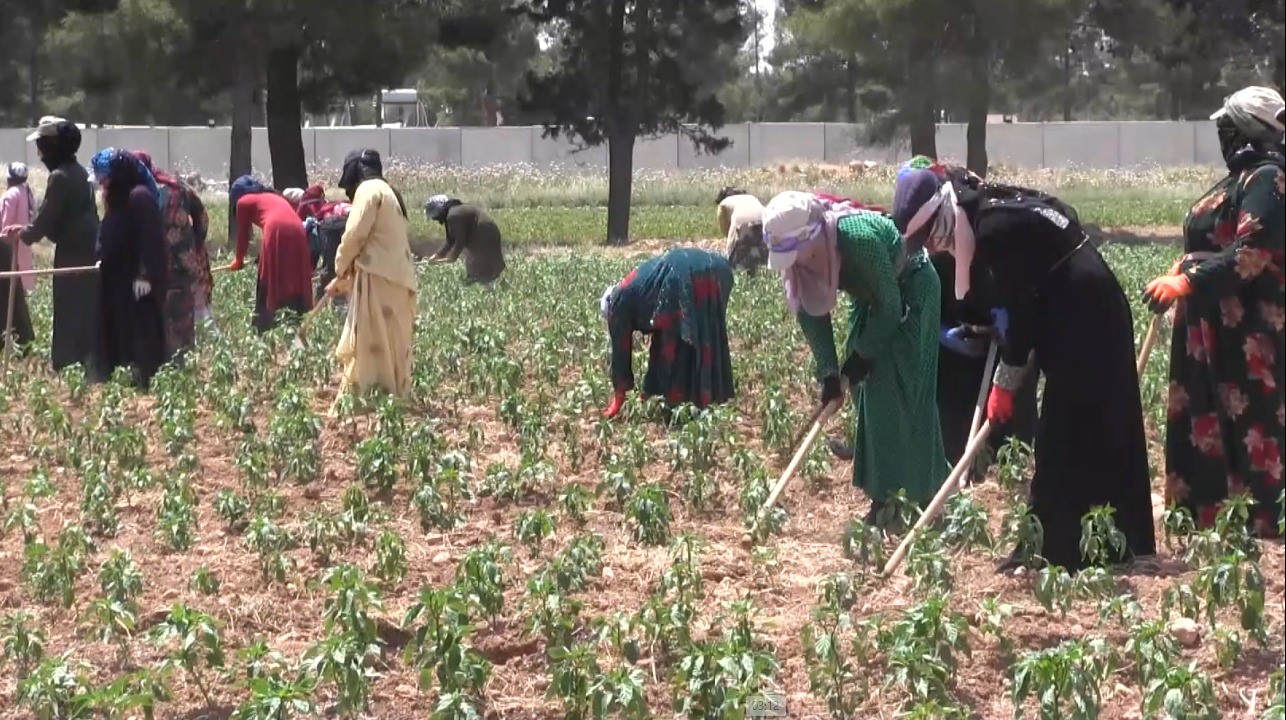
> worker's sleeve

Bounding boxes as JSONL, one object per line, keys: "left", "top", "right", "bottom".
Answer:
{"left": 132, "top": 190, "right": 168, "bottom": 286}
{"left": 845, "top": 227, "right": 903, "bottom": 361}
{"left": 797, "top": 311, "right": 839, "bottom": 381}
{"left": 335, "top": 184, "right": 379, "bottom": 278}
{"left": 1186, "top": 164, "right": 1285, "bottom": 299}
{"left": 442, "top": 212, "right": 471, "bottom": 262}
{"left": 607, "top": 298, "right": 636, "bottom": 393}
{"left": 20, "top": 171, "right": 71, "bottom": 245}
{"left": 234, "top": 197, "right": 255, "bottom": 261}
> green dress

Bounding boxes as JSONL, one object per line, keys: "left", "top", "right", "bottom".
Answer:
{"left": 608, "top": 248, "right": 735, "bottom": 408}
{"left": 1164, "top": 153, "right": 1285, "bottom": 535}
{"left": 797, "top": 212, "right": 950, "bottom": 505}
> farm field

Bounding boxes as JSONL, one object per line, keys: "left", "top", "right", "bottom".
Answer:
{"left": 1, "top": 165, "right": 1283, "bottom": 720}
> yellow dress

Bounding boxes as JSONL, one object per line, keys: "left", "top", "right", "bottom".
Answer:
{"left": 332, "top": 179, "right": 419, "bottom": 398}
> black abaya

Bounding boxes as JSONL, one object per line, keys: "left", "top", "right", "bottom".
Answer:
{"left": 969, "top": 201, "right": 1156, "bottom": 572}
{"left": 931, "top": 252, "right": 1038, "bottom": 470}
{"left": 99, "top": 185, "right": 168, "bottom": 387}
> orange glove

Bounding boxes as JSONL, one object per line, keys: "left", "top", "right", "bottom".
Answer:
{"left": 228, "top": 256, "right": 245, "bottom": 272}
{"left": 1142, "top": 274, "right": 1192, "bottom": 314}
{"left": 987, "top": 386, "right": 1014, "bottom": 424}
{"left": 604, "top": 389, "right": 627, "bottom": 419}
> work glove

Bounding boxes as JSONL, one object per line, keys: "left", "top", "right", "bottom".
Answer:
{"left": 229, "top": 256, "right": 245, "bottom": 272}
{"left": 940, "top": 325, "right": 988, "bottom": 358}
{"left": 819, "top": 374, "right": 844, "bottom": 411}
{"left": 1142, "top": 274, "right": 1192, "bottom": 314}
{"left": 603, "top": 389, "right": 627, "bottom": 419}
{"left": 132, "top": 279, "right": 152, "bottom": 300}
{"left": 986, "top": 386, "right": 1015, "bottom": 424}
{"left": 840, "top": 354, "right": 873, "bottom": 385}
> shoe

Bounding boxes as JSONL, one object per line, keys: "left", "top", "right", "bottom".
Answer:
{"left": 827, "top": 436, "right": 855, "bottom": 461}
{"left": 863, "top": 500, "right": 886, "bottom": 527}
{"left": 995, "top": 548, "right": 1047, "bottom": 574}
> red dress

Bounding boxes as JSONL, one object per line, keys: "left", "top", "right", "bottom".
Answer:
{"left": 235, "top": 193, "right": 314, "bottom": 330}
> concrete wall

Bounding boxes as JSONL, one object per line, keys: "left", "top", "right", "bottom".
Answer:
{"left": 0, "top": 121, "right": 1224, "bottom": 179}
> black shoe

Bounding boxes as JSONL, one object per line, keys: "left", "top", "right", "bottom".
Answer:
{"left": 995, "top": 548, "right": 1046, "bottom": 574}
{"left": 827, "top": 436, "right": 854, "bottom": 461}
{"left": 863, "top": 501, "right": 886, "bottom": 527}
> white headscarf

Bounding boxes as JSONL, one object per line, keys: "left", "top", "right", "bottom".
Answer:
{"left": 763, "top": 191, "right": 848, "bottom": 316}
{"left": 599, "top": 284, "right": 616, "bottom": 319}
{"left": 282, "top": 187, "right": 305, "bottom": 203}
{"left": 903, "top": 181, "right": 976, "bottom": 301}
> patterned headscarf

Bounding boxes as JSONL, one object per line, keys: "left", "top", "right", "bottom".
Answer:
{"left": 91, "top": 148, "right": 161, "bottom": 207}
{"left": 893, "top": 168, "right": 976, "bottom": 300}
{"left": 7, "top": 162, "right": 28, "bottom": 184}
{"left": 131, "top": 150, "right": 178, "bottom": 187}
{"left": 229, "top": 175, "right": 269, "bottom": 209}
{"left": 762, "top": 191, "right": 854, "bottom": 316}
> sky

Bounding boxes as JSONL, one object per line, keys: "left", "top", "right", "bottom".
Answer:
{"left": 751, "top": 0, "right": 779, "bottom": 67}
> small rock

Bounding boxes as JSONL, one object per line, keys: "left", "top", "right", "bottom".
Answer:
{"left": 286, "top": 583, "right": 298, "bottom": 594}
{"left": 602, "top": 566, "right": 615, "bottom": 580}
{"left": 432, "top": 551, "right": 451, "bottom": 564}
{"left": 739, "top": 533, "right": 753, "bottom": 548}
{"left": 1168, "top": 618, "right": 1201, "bottom": 647}
{"left": 1013, "top": 566, "right": 1027, "bottom": 578}
{"left": 395, "top": 684, "right": 417, "bottom": 699}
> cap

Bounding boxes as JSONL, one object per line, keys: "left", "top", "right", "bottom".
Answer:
{"left": 1210, "top": 86, "right": 1286, "bottom": 134}
{"left": 26, "top": 115, "right": 69, "bottom": 142}
{"left": 767, "top": 249, "right": 798, "bottom": 273}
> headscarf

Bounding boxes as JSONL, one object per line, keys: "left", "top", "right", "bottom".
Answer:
{"left": 715, "top": 186, "right": 749, "bottom": 204}
{"left": 91, "top": 148, "right": 160, "bottom": 209}
{"left": 1211, "top": 87, "right": 1286, "bottom": 169}
{"left": 133, "top": 151, "right": 178, "bottom": 187}
{"left": 424, "top": 193, "right": 462, "bottom": 223}
{"left": 762, "top": 190, "right": 852, "bottom": 316}
{"left": 338, "top": 149, "right": 407, "bottom": 216}
{"left": 7, "top": 162, "right": 28, "bottom": 185}
{"left": 893, "top": 168, "right": 976, "bottom": 300}
{"left": 229, "top": 175, "right": 269, "bottom": 209}
{"left": 282, "top": 187, "right": 305, "bottom": 204}
{"left": 33, "top": 118, "right": 83, "bottom": 172}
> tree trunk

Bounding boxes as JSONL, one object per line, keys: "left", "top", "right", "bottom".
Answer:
{"left": 965, "top": 8, "right": 990, "bottom": 177}
{"left": 605, "top": 131, "right": 635, "bottom": 246}
{"left": 266, "top": 44, "right": 308, "bottom": 189}
{"left": 27, "top": 1, "right": 45, "bottom": 125}
{"left": 229, "top": 20, "right": 256, "bottom": 246}
{"left": 907, "top": 43, "right": 937, "bottom": 158}
{"left": 1062, "top": 43, "right": 1072, "bottom": 122}
{"left": 844, "top": 54, "right": 859, "bottom": 123}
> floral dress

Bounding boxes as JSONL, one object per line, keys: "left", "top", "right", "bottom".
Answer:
{"left": 1165, "top": 153, "right": 1285, "bottom": 535}
{"left": 607, "top": 248, "right": 735, "bottom": 408}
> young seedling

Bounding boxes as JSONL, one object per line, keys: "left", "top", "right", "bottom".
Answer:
{"left": 374, "top": 529, "right": 409, "bottom": 586}
{"left": 514, "top": 509, "right": 557, "bottom": 558}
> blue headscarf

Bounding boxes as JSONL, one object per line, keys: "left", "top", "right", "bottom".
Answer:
{"left": 90, "top": 147, "right": 160, "bottom": 206}
{"left": 229, "top": 175, "right": 269, "bottom": 209}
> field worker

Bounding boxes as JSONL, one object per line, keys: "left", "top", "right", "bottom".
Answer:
{"left": 894, "top": 164, "right": 1155, "bottom": 572}
{"left": 763, "top": 190, "right": 948, "bottom": 526}
{"left": 1144, "top": 86, "right": 1285, "bottom": 535}
{"left": 134, "top": 151, "right": 210, "bottom": 356}
{"left": 424, "top": 194, "right": 506, "bottom": 284}
{"left": 91, "top": 149, "right": 167, "bottom": 388}
{"left": 2, "top": 117, "right": 101, "bottom": 376}
{"left": 715, "top": 186, "right": 767, "bottom": 273}
{"left": 228, "top": 175, "right": 314, "bottom": 332}
{"left": 327, "top": 149, "right": 418, "bottom": 399}
{"left": 282, "top": 187, "right": 305, "bottom": 208}
{"left": 297, "top": 185, "right": 354, "bottom": 302}
{"left": 2, "top": 163, "right": 37, "bottom": 291}
{"left": 600, "top": 247, "right": 735, "bottom": 419}
{"left": 897, "top": 156, "right": 1038, "bottom": 478}
{"left": 0, "top": 231, "right": 35, "bottom": 354}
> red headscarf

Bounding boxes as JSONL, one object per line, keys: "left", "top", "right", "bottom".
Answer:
{"left": 133, "top": 150, "right": 178, "bottom": 187}
{"left": 297, "top": 184, "right": 351, "bottom": 222}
